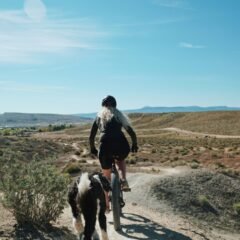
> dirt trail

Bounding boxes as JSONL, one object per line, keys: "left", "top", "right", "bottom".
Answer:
{"left": 1, "top": 167, "right": 239, "bottom": 240}
{"left": 57, "top": 167, "right": 239, "bottom": 240}
{"left": 162, "top": 127, "right": 240, "bottom": 139}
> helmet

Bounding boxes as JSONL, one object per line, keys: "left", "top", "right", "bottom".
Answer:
{"left": 101, "top": 95, "right": 117, "bottom": 107}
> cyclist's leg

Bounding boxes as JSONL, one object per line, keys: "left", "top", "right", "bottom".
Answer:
{"left": 102, "top": 168, "right": 111, "bottom": 180}
{"left": 114, "top": 136, "right": 130, "bottom": 182}
{"left": 116, "top": 159, "right": 126, "bottom": 180}
{"left": 99, "top": 143, "right": 113, "bottom": 212}
{"left": 116, "top": 159, "right": 130, "bottom": 191}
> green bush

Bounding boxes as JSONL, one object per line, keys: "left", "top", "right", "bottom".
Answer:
{"left": 197, "top": 195, "right": 208, "bottom": 205}
{"left": 233, "top": 202, "right": 240, "bottom": 215}
{"left": 195, "top": 195, "right": 217, "bottom": 214}
{"left": 63, "top": 162, "right": 81, "bottom": 174}
{"left": 192, "top": 159, "right": 199, "bottom": 163}
{"left": 0, "top": 153, "right": 69, "bottom": 227}
{"left": 190, "top": 162, "right": 199, "bottom": 169}
{"left": 3, "top": 129, "right": 11, "bottom": 136}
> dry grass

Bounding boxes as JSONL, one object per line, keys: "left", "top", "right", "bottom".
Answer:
{"left": 130, "top": 111, "right": 240, "bottom": 135}
{"left": 2, "top": 111, "right": 240, "bottom": 174}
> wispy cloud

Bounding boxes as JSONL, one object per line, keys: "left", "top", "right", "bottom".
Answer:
{"left": 114, "top": 18, "right": 186, "bottom": 27}
{"left": 0, "top": 80, "right": 67, "bottom": 93}
{"left": 179, "top": 42, "right": 206, "bottom": 49}
{"left": 153, "top": 0, "right": 192, "bottom": 10}
{"left": 0, "top": 0, "right": 108, "bottom": 64}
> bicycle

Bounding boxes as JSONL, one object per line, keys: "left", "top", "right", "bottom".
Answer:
{"left": 110, "top": 161, "right": 127, "bottom": 231}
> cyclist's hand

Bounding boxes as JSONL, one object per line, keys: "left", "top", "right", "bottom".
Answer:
{"left": 131, "top": 144, "right": 138, "bottom": 153}
{"left": 91, "top": 147, "right": 98, "bottom": 156}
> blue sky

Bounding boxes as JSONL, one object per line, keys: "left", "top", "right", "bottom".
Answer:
{"left": 0, "top": 0, "right": 240, "bottom": 114}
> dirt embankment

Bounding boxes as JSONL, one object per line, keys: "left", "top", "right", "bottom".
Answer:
{"left": 151, "top": 169, "right": 240, "bottom": 231}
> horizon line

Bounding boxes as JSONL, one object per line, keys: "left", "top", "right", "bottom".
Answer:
{"left": 1, "top": 105, "right": 240, "bottom": 115}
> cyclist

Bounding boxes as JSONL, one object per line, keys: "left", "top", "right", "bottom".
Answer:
{"left": 89, "top": 95, "right": 138, "bottom": 210}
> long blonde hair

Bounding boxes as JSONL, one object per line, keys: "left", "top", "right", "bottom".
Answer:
{"left": 97, "top": 106, "right": 131, "bottom": 129}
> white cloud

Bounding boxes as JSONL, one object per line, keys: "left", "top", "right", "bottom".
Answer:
{"left": 115, "top": 18, "right": 186, "bottom": 27}
{"left": 0, "top": 2, "right": 108, "bottom": 64}
{"left": 0, "top": 80, "right": 67, "bottom": 93}
{"left": 179, "top": 42, "right": 206, "bottom": 49}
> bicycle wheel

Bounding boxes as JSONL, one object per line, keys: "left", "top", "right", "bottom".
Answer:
{"left": 111, "top": 172, "right": 121, "bottom": 231}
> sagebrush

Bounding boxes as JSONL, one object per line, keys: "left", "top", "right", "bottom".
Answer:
{"left": 0, "top": 150, "right": 69, "bottom": 226}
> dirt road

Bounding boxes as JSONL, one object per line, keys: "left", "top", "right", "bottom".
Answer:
{"left": 162, "top": 127, "right": 240, "bottom": 139}
{"left": 57, "top": 168, "right": 240, "bottom": 240}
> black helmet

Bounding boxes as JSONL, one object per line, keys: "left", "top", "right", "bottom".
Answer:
{"left": 101, "top": 95, "right": 117, "bottom": 107}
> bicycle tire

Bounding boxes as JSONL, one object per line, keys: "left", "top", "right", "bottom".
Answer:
{"left": 111, "top": 172, "right": 121, "bottom": 231}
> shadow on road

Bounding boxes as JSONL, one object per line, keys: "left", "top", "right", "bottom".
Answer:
{"left": 13, "top": 224, "right": 76, "bottom": 240}
{"left": 118, "top": 213, "right": 192, "bottom": 240}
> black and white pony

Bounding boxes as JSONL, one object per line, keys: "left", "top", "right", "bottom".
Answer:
{"left": 68, "top": 172, "right": 111, "bottom": 240}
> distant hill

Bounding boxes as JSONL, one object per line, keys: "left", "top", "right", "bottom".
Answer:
{"left": 125, "top": 106, "right": 240, "bottom": 113}
{"left": 75, "top": 112, "right": 97, "bottom": 119}
{"left": 76, "top": 106, "right": 240, "bottom": 118}
{"left": 130, "top": 111, "right": 240, "bottom": 136}
{"left": 2, "top": 106, "right": 240, "bottom": 128}
{"left": 0, "top": 112, "right": 91, "bottom": 128}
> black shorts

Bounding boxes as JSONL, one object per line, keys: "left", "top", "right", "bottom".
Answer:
{"left": 98, "top": 136, "right": 130, "bottom": 169}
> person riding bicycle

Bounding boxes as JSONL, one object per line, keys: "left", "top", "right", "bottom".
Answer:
{"left": 89, "top": 95, "right": 138, "bottom": 210}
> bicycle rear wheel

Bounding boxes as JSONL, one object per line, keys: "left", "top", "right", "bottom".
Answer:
{"left": 111, "top": 172, "right": 121, "bottom": 231}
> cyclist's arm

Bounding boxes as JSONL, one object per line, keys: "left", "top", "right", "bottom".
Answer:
{"left": 89, "top": 120, "right": 98, "bottom": 150}
{"left": 125, "top": 126, "right": 137, "bottom": 146}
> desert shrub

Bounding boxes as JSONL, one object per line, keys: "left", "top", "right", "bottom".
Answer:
{"left": 78, "top": 159, "right": 87, "bottom": 164}
{"left": 190, "top": 162, "right": 199, "bottom": 169}
{"left": 63, "top": 144, "right": 74, "bottom": 153}
{"left": 151, "top": 148, "right": 157, "bottom": 153}
{"left": 220, "top": 169, "right": 239, "bottom": 178}
{"left": 38, "top": 124, "right": 72, "bottom": 133}
{"left": 197, "top": 195, "right": 209, "bottom": 205}
{"left": 130, "top": 159, "right": 137, "bottom": 164}
{"left": 212, "top": 153, "right": 219, "bottom": 159}
{"left": 173, "top": 156, "right": 179, "bottom": 161}
{"left": 192, "top": 159, "right": 200, "bottom": 163}
{"left": 127, "top": 154, "right": 138, "bottom": 165}
{"left": 0, "top": 152, "right": 69, "bottom": 226}
{"left": 126, "top": 158, "right": 137, "bottom": 165}
{"left": 63, "top": 162, "right": 81, "bottom": 174}
{"left": 50, "top": 124, "right": 67, "bottom": 131}
{"left": 2, "top": 129, "right": 11, "bottom": 136}
{"left": 215, "top": 162, "right": 226, "bottom": 168}
{"left": 180, "top": 148, "right": 189, "bottom": 156}
{"left": 151, "top": 167, "right": 160, "bottom": 173}
{"left": 194, "top": 195, "right": 218, "bottom": 214}
{"left": 233, "top": 203, "right": 240, "bottom": 215}
{"left": 75, "top": 150, "right": 81, "bottom": 156}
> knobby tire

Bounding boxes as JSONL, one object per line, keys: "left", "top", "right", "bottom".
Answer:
{"left": 111, "top": 172, "right": 121, "bottom": 231}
